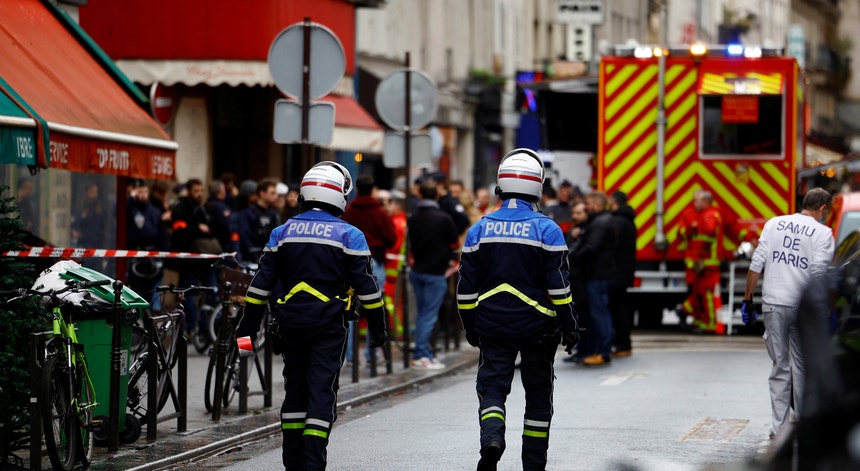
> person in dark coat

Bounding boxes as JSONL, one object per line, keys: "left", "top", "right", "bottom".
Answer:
{"left": 170, "top": 178, "right": 220, "bottom": 331}
{"left": 234, "top": 179, "right": 281, "bottom": 262}
{"left": 563, "top": 200, "right": 591, "bottom": 363}
{"left": 126, "top": 179, "right": 169, "bottom": 302}
{"left": 609, "top": 191, "right": 637, "bottom": 357}
{"left": 407, "top": 180, "right": 459, "bottom": 369}
{"left": 205, "top": 180, "right": 233, "bottom": 254}
{"left": 428, "top": 171, "right": 470, "bottom": 235}
{"left": 571, "top": 191, "right": 617, "bottom": 366}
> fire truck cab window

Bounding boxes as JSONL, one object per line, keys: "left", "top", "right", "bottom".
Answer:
{"left": 700, "top": 95, "right": 783, "bottom": 157}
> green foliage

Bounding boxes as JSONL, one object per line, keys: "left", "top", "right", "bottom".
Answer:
{"left": 0, "top": 185, "right": 43, "bottom": 466}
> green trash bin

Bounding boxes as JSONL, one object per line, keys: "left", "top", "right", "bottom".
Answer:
{"left": 59, "top": 266, "right": 149, "bottom": 444}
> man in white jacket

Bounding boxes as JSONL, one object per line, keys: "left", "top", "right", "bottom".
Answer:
{"left": 741, "top": 187, "right": 835, "bottom": 439}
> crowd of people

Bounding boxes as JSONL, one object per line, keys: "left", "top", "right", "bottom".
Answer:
{"left": 124, "top": 173, "right": 299, "bottom": 331}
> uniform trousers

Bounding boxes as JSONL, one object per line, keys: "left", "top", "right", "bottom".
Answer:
{"left": 278, "top": 320, "right": 348, "bottom": 470}
{"left": 476, "top": 336, "right": 555, "bottom": 471}
{"left": 682, "top": 268, "right": 721, "bottom": 331}
{"left": 762, "top": 304, "right": 804, "bottom": 437}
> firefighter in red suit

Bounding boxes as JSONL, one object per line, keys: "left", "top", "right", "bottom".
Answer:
{"left": 677, "top": 190, "right": 723, "bottom": 333}
{"left": 383, "top": 190, "right": 408, "bottom": 337}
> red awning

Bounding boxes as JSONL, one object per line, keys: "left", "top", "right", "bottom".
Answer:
{"left": 317, "top": 95, "right": 383, "bottom": 154}
{"left": 0, "top": 0, "right": 177, "bottom": 179}
{"left": 318, "top": 95, "right": 382, "bottom": 130}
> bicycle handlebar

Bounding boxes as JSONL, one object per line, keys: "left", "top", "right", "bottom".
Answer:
{"left": 154, "top": 284, "right": 217, "bottom": 295}
{"left": 0, "top": 278, "right": 112, "bottom": 302}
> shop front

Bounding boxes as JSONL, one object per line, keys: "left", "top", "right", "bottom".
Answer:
{"left": 0, "top": 0, "right": 177, "bottom": 275}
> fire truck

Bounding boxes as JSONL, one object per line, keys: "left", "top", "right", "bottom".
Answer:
{"left": 596, "top": 44, "right": 803, "bottom": 327}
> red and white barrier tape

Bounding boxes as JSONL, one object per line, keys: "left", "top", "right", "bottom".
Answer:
{"left": 1, "top": 247, "right": 236, "bottom": 259}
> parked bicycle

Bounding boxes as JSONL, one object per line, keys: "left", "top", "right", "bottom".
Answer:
{"left": 204, "top": 259, "right": 258, "bottom": 346}
{"left": 127, "top": 284, "right": 216, "bottom": 423}
{"left": 189, "top": 258, "right": 255, "bottom": 354}
{"left": 1, "top": 278, "right": 115, "bottom": 471}
{"left": 203, "top": 272, "right": 267, "bottom": 413}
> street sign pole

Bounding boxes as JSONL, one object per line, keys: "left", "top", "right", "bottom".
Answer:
{"left": 402, "top": 51, "right": 411, "bottom": 369}
{"left": 301, "top": 17, "right": 314, "bottom": 169}
{"left": 268, "top": 19, "right": 344, "bottom": 162}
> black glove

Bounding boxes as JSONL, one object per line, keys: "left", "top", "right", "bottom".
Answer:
{"left": 366, "top": 305, "right": 388, "bottom": 348}
{"left": 539, "top": 330, "right": 561, "bottom": 362}
{"left": 561, "top": 330, "right": 579, "bottom": 355}
{"left": 559, "top": 311, "right": 583, "bottom": 355}
{"left": 466, "top": 332, "right": 479, "bottom": 348}
{"left": 741, "top": 299, "right": 759, "bottom": 326}
{"left": 369, "top": 329, "right": 388, "bottom": 348}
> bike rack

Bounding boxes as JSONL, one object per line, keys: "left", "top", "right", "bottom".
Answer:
{"left": 237, "top": 318, "right": 273, "bottom": 413}
{"left": 143, "top": 311, "right": 187, "bottom": 441}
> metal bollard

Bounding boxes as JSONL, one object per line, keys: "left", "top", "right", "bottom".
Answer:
{"left": 239, "top": 355, "right": 248, "bottom": 413}
{"left": 177, "top": 334, "right": 187, "bottom": 432}
{"left": 108, "top": 280, "right": 123, "bottom": 453}
{"left": 145, "top": 315, "right": 158, "bottom": 441}
{"left": 400, "top": 264, "right": 411, "bottom": 369}
{"left": 29, "top": 332, "right": 46, "bottom": 470}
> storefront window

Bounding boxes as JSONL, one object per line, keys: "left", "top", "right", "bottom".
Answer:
{"left": 0, "top": 165, "right": 116, "bottom": 274}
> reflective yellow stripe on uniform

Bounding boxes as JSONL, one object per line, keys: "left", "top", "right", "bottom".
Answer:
{"left": 276, "top": 282, "right": 331, "bottom": 304}
{"left": 523, "top": 418, "right": 550, "bottom": 438}
{"left": 357, "top": 292, "right": 384, "bottom": 309}
{"left": 302, "top": 418, "right": 330, "bottom": 438}
{"left": 481, "top": 406, "right": 505, "bottom": 422}
{"left": 460, "top": 283, "right": 556, "bottom": 317}
{"left": 282, "top": 412, "right": 306, "bottom": 430}
{"left": 457, "top": 292, "right": 479, "bottom": 310}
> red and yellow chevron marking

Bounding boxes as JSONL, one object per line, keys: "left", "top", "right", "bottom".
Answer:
{"left": 598, "top": 57, "right": 795, "bottom": 262}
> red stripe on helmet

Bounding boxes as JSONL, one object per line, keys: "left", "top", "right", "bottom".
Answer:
{"left": 302, "top": 181, "right": 342, "bottom": 192}
{"left": 498, "top": 173, "right": 542, "bottom": 183}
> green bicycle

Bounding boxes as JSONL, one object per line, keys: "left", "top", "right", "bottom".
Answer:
{"left": 4, "top": 278, "right": 113, "bottom": 470}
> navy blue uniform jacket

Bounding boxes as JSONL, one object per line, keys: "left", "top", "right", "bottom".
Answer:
{"left": 240, "top": 208, "right": 386, "bottom": 334}
{"left": 457, "top": 198, "right": 578, "bottom": 341}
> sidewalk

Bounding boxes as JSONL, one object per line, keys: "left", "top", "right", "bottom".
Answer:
{"left": 84, "top": 341, "right": 479, "bottom": 471}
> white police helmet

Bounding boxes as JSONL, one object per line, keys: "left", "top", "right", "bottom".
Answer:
{"left": 496, "top": 148, "right": 545, "bottom": 201}
{"left": 299, "top": 161, "right": 353, "bottom": 214}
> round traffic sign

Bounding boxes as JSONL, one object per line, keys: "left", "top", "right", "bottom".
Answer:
{"left": 374, "top": 69, "right": 438, "bottom": 131}
{"left": 268, "top": 21, "right": 345, "bottom": 100}
{"left": 149, "top": 82, "right": 176, "bottom": 128}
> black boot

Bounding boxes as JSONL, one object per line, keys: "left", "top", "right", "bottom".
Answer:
{"left": 477, "top": 440, "right": 503, "bottom": 471}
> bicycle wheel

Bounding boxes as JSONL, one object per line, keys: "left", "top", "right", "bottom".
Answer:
{"left": 127, "top": 328, "right": 170, "bottom": 421}
{"left": 203, "top": 346, "right": 223, "bottom": 412}
{"left": 204, "top": 344, "right": 242, "bottom": 412}
{"left": 207, "top": 304, "right": 225, "bottom": 345}
{"left": 192, "top": 303, "right": 214, "bottom": 354}
{"left": 223, "top": 349, "right": 241, "bottom": 408}
{"left": 76, "top": 363, "right": 95, "bottom": 466}
{"left": 41, "top": 353, "right": 79, "bottom": 471}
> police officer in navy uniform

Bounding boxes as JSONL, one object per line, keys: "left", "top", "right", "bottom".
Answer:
{"left": 458, "top": 148, "right": 580, "bottom": 471}
{"left": 236, "top": 162, "right": 388, "bottom": 471}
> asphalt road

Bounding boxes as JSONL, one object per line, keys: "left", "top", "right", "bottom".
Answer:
{"left": 183, "top": 334, "right": 773, "bottom": 471}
